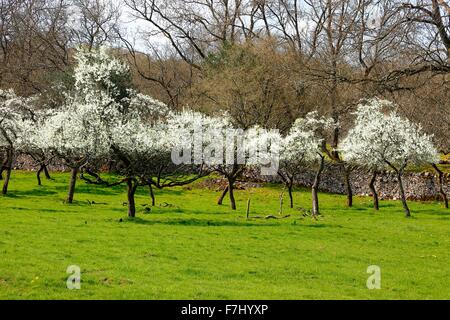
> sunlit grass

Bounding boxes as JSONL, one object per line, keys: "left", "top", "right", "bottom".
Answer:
{"left": 0, "top": 171, "right": 449, "bottom": 299}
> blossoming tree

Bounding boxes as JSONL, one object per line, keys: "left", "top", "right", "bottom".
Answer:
{"left": 167, "top": 110, "right": 238, "bottom": 207}
{"left": 61, "top": 47, "right": 186, "bottom": 215}
{"left": 340, "top": 98, "right": 439, "bottom": 217}
{"left": 277, "top": 123, "right": 316, "bottom": 209}
{"left": 16, "top": 108, "right": 55, "bottom": 186}
{"left": 41, "top": 101, "right": 113, "bottom": 203}
{"left": 278, "top": 112, "right": 335, "bottom": 216}
{"left": 40, "top": 47, "right": 133, "bottom": 203}
{"left": 0, "top": 89, "right": 38, "bottom": 194}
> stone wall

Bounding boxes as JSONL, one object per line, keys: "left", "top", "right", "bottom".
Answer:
{"left": 12, "top": 155, "right": 449, "bottom": 201}
{"left": 246, "top": 164, "right": 449, "bottom": 201}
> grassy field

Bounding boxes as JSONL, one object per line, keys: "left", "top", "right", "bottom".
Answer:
{"left": 0, "top": 171, "right": 449, "bottom": 300}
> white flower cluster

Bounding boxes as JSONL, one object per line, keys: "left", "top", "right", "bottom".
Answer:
{"left": 340, "top": 98, "right": 439, "bottom": 170}
{"left": 280, "top": 111, "right": 336, "bottom": 166}
{"left": 0, "top": 89, "right": 40, "bottom": 152}
{"left": 167, "top": 110, "right": 282, "bottom": 174}
{"left": 0, "top": 49, "right": 439, "bottom": 183}
{"left": 73, "top": 47, "right": 131, "bottom": 102}
{"left": 39, "top": 48, "right": 171, "bottom": 168}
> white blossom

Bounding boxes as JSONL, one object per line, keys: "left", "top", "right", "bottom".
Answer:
{"left": 0, "top": 89, "right": 38, "bottom": 152}
{"left": 73, "top": 47, "right": 131, "bottom": 102}
{"left": 340, "top": 98, "right": 439, "bottom": 171}
{"left": 281, "top": 112, "right": 335, "bottom": 166}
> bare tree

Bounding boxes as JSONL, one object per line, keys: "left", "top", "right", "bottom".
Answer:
{"left": 0, "top": 0, "right": 73, "bottom": 95}
{"left": 72, "top": 0, "right": 121, "bottom": 50}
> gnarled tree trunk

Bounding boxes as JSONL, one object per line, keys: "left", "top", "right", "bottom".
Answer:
{"left": 148, "top": 183, "right": 155, "bottom": 206}
{"left": 312, "top": 156, "right": 325, "bottom": 217}
{"left": 37, "top": 165, "right": 45, "bottom": 186}
{"left": 66, "top": 167, "right": 79, "bottom": 204}
{"left": 228, "top": 178, "right": 236, "bottom": 210}
{"left": 279, "top": 173, "right": 295, "bottom": 208}
{"left": 127, "top": 178, "right": 138, "bottom": 217}
{"left": 43, "top": 164, "right": 51, "bottom": 180}
{"left": 369, "top": 171, "right": 379, "bottom": 211}
{"left": 432, "top": 164, "right": 448, "bottom": 209}
{"left": 0, "top": 156, "right": 8, "bottom": 180}
{"left": 343, "top": 166, "right": 353, "bottom": 207}
{"left": 288, "top": 183, "right": 294, "bottom": 209}
{"left": 217, "top": 186, "right": 228, "bottom": 205}
{"left": 397, "top": 171, "right": 410, "bottom": 217}
{"left": 2, "top": 150, "right": 13, "bottom": 195}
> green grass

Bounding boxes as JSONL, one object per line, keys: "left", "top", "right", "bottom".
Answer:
{"left": 0, "top": 171, "right": 449, "bottom": 300}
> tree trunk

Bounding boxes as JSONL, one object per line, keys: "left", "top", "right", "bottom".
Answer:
{"left": 228, "top": 179, "right": 236, "bottom": 210}
{"left": 288, "top": 184, "right": 294, "bottom": 209}
{"left": 37, "top": 165, "right": 44, "bottom": 186}
{"left": 344, "top": 166, "right": 353, "bottom": 207}
{"left": 66, "top": 167, "right": 79, "bottom": 204}
{"left": 0, "top": 157, "right": 8, "bottom": 180}
{"left": 397, "top": 171, "right": 411, "bottom": 217}
{"left": 246, "top": 198, "right": 251, "bottom": 219}
{"left": 312, "top": 156, "right": 325, "bottom": 217}
{"left": 148, "top": 183, "right": 155, "bottom": 206}
{"left": 43, "top": 164, "right": 51, "bottom": 180}
{"left": 279, "top": 192, "right": 284, "bottom": 215}
{"left": 330, "top": 60, "right": 340, "bottom": 161}
{"left": 432, "top": 164, "right": 448, "bottom": 209}
{"left": 2, "top": 151, "right": 13, "bottom": 195}
{"left": 217, "top": 186, "right": 229, "bottom": 205}
{"left": 369, "top": 171, "right": 379, "bottom": 211}
{"left": 127, "top": 178, "right": 138, "bottom": 217}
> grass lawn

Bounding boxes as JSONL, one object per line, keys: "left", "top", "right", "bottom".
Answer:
{"left": 0, "top": 171, "right": 449, "bottom": 300}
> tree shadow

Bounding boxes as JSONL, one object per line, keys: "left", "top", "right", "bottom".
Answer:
{"left": 53, "top": 185, "right": 122, "bottom": 196}
{"left": 123, "top": 217, "right": 280, "bottom": 227}
{"left": 38, "top": 208, "right": 63, "bottom": 213}
{"left": 410, "top": 208, "right": 450, "bottom": 217}
{"left": 379, "top": 203, "right": 397, "bottom": 208}
{"left": 347, "top": 206, "right": 370, "bottom": 211}
{"left": 9, "top": 189, "right": 58, "bottom": 197}
{"left": 301, "top": 223, "right": 340, "bottom": 228}
{"left": 136, "top": 188, "right": 186, "bottom": 197}
{"left": 122, "top": 216, "right": 342, "bottom": 229}
{"left": 5, "top": 206, "right": 33, "bottom": 211}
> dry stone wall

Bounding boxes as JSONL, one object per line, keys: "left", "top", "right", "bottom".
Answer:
{"left": 246, "top": 164, "right": 449, "bottom": 201}
{"left": 13, "top": 155, "right": 449, "bottom": 201}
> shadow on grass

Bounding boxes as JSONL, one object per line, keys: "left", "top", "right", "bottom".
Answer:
{"left": 377, "top": 202, "right": 399, "bottom": 209}
{"left": 6, "top": 206, "right": 32, "bottom": 211}
{"left": 8, "top": 189, "right": 59, "bottom": 197}
{"left": 39, "top": 208, "right": 64, "bottom": 213}
{"left": 409, "top": 208, "right": 450, "bottom": 217}
{"left": 160, "top": 208, "right": 235, "bottom": 215}
{"left": 123, "top": 217, "right": 280, "bottom": 227}
{"left": 136, "top": 188, "right": 185, "bottom": 197}
{"left": 122, "top": 216, "right": 340, "bottom": 228}
{"left": 345, "top": 206, "right": 370, "bottom": 212}
{"left": 301, "top": 223, "right": 334, "bottom": 228}
{"left": 0, "top": 193, "right": 19, "bottom": 199}
{"left": 53, "top": 185, "right": 123, "bottom": 196}
{"left": 1, "top": 188, "right": 59, "bottom": 198}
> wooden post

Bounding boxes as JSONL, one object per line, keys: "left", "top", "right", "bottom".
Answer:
{"left": 279, "top": 192, "right": 284, "bottom": 215}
